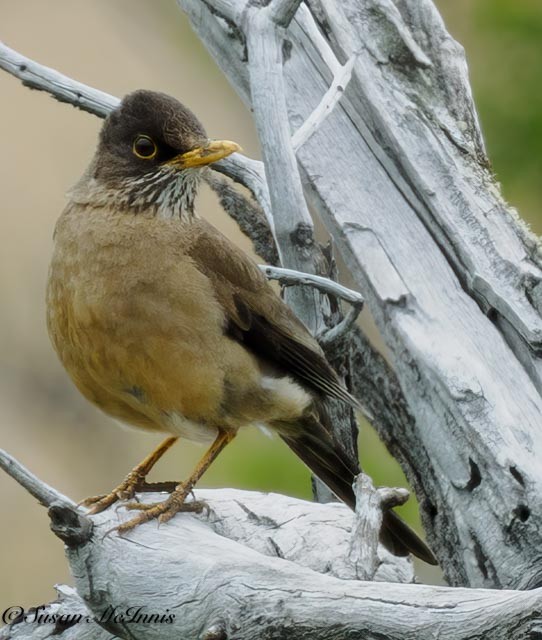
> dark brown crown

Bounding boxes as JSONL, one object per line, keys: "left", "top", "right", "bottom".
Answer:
{"left": 93, "top": 90, "right": 207, "bottom": 183}
{"left": 101, "top": 90, "right": 207, "bottom": 154}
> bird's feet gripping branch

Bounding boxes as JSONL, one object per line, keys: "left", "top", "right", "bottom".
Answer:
{"left": 80, "top": 436, "right": 180, "bottom": 514}
{"left": 81, "top": 431, "right": 235, "bottom": 533}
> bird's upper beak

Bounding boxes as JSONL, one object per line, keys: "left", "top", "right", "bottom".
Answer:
{"left": 167, "top": 140, "right": 241, "bottom": 169}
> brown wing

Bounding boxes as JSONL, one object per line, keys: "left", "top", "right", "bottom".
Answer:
{"left": 184, "top": 219, "right": 360, "bottom": 409}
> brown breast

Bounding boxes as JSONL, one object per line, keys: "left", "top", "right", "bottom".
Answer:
{"left": 46, "top": 203, "right": 243, "bottom": 437}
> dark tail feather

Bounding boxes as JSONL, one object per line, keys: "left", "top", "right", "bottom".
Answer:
{"left": 279, "top": 408, "right": 437, "bottom": 566}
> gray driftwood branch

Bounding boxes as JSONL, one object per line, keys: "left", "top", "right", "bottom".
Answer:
{"left": 2, "top": 451, "right": 542, "bottom": 640}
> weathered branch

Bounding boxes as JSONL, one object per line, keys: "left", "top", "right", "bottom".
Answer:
{"left": 205, "top": 171, "right": 279, "bottom": 264}
{"left": 0, "top": 41, "right": 116, "bottom": 117}
{"left": 0, "top": 449, "right": 74, "bottom": 510}
{"left": 270, "top": 0, "right": 304, "bottom": 29}
{"left": 213, "top": 154, "right": 274, "bottom": 233}
{"left": 260, "top": 264, "right": 363, "bottom": 305}
{"left": 1, "top": 454, "right": 542, "bottom": 640}
{"left": 318, "top": 299, "right": 363, "bottom": 348}
{"left": 292, "top": 53, "right": 356, "bottom": 152}
{"left": 349, "top": 474, "right": 409, "bottom": 581}
{"left": 244, "top": 5, "right": 326, "bottom": 334}
{"left": 6, "top": 574, "right": 542, "bottom": 640}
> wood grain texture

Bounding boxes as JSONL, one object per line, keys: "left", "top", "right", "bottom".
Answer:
{"left": 2, "top": 489, "right": 542, "bottom": 640}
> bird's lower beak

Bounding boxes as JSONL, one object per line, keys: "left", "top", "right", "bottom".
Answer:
{"left": 168, "top": 140, "right": 241, "bottom": 169}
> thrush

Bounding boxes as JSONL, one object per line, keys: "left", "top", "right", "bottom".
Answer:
{"left": 46, "top": 90, "right": 436, "bottom": 565}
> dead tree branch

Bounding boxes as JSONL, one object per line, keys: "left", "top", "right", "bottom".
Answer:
{"left": 1, "top": 452, "right": 542, "bottom": 640}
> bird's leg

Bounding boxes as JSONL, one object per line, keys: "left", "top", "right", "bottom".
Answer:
{"left": 80, "top": 436, "right": 179, "bottom": 514}
{"left": 117, "top": 430, "right": 235, "bottom": 533}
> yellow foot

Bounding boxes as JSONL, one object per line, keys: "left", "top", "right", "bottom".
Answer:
{"left": 79, "top": 472, "right": 179, "bottom": 515}
{"left": 116, "top": 488, "right": 206, "bottom": 533}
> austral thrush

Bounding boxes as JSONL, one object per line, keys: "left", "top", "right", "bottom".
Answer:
{"left": 46, "top": 90, "right": 436, "bottom": 564}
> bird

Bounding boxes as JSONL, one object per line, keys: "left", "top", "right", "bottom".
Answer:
{"left": 46, "top": 89, "right": 437, "bottom": 565}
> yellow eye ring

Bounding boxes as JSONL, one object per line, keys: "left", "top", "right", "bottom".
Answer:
{"left": 132, "top": 135, "right": 157, "bottom": 160}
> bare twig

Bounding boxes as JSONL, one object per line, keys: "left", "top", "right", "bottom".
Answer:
{"left": 349, "top": 474, "right": 410, "bottom": 581}
{"left": 0, "top": 449, "right": 75, "bottom": 509}
{"left": 292, "top": 55, "right": 356, "bottom": 152}
{"left": 318, "top": 299, "right": 364, "bottom": 347}
{"left": 0, "top": 40, "right": 118, "bottom": 116}
{"left": 260, "top": 264, "right": 364, "bottom": 305}
{"left": 297, "top": 3, "right": 342, "bottom": 74}
{"left": 213, "top": 154, "right": 274, "bottom": 230}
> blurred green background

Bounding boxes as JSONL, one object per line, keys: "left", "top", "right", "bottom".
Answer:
{"left": 0, "top": 0, "right": 540, "bottom": 607}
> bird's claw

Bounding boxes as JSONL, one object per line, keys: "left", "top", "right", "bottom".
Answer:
{"left": 116, "top": 490, "right": 206, "bottom": 533}
{"left": 79, "top": 492, "right": 122, "bottom": 514}
{"left": 79, "top": 469, "right": 147, "bottom": 514}
{"left": 78, "top": 494, "right": 106, "bottom": 508}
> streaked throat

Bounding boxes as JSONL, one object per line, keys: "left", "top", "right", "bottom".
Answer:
{"left": 123, "top": 167, "right": 201, "bottom": 221}
{"left": 71, "top": 166, "right": 201, "bottom": 222}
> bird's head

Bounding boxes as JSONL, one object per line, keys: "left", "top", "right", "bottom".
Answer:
{"left": 77, "top": 90, "right": 240, "bottom": 220}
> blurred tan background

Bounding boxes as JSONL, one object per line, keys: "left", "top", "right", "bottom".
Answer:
{"left": 1, "top": 0, "right": 541, "bottom": 608}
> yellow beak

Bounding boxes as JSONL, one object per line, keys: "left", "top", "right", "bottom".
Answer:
{"left": 168, "top": 140, "right": 241, "bottom": 169}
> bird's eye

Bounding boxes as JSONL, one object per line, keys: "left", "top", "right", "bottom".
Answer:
{"left": 132, "top": 135, "right": 157, "bottom": 160}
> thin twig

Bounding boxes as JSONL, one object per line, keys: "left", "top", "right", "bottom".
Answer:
{"left": 297, "top": 3, "right": 342, "bottom": 75}
{"left": 0, "top": 40, "right": 118, "bottom": 116}
{"left": 260, "top": 265, "right": 364, "bottom": 305}
{"left": 318, "top": 300, "right": 364, "bottom": 347}
{"left": 292, "top": 55, "right": 356, "bottom": 151}
{"left": 0, "top": 449, "right": 75, "bottom": 508}
{"left": 214, "top": 154, "right": 274, "bottom": 231}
